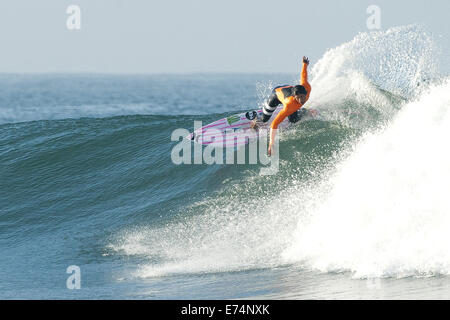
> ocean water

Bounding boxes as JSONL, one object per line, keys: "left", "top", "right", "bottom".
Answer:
{"left": 1, "top": 25, "right": 450, "bottom": 299}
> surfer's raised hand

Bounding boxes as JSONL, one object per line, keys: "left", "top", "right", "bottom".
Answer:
{"left": 303, "top": 56, "right": 310, "bottom": 65}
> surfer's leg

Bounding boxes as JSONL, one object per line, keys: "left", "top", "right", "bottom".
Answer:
{"left": 262, "top": 90, "right": 282, "bottom": 122}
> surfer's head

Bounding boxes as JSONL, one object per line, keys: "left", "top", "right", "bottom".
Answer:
{"left": 293, "top": 85, "right": 308, "bottom": 104}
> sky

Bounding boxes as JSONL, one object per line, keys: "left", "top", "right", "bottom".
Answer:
{"left": 0, "top": 0, "right": 449, "bottom": 73}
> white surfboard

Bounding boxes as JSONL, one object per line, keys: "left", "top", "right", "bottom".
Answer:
{"left": 188, "top": 107, "right": 315, "bottom": 148}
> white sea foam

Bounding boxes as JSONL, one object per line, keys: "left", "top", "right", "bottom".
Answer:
{"left": 283, "top": 79, "right": 450, "bottom": 278}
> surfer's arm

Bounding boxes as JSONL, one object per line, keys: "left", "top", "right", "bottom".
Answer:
{"left": 300, "top": 56, "right": 312, "bottom": 102}
{"left": 268, "top": 127, "right": 277, "bottom": 156}
{"left": 268, "top": 107, "right": 290, "bottom": 155}
{"left": 300, "top": 56, "right": 309, "bottom": 86}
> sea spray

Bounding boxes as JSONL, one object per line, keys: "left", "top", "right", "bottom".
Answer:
{"left": 283, "top": 79, "right": 450, "bottom": 278}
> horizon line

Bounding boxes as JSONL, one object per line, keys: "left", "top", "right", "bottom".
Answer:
{"left": 0, "top": 71, "right": 297, "bottom": 76}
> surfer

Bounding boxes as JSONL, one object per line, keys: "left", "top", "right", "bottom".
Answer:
{"left": 253, "top": 56, "right": 316, "bottom": 156}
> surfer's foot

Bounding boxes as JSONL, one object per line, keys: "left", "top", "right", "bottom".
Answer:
{"left": 250, "top": 119, "right": 260, "bottom": 130}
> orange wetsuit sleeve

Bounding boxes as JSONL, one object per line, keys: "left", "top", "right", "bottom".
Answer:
{"left": 300, "top": 62, "right": 308, "bottom": 85}
{"left": 300, "top": 62, "right": 311, "bottom": 100}
{"left": 270, "top": 108, "right": 289, "bottom": 129}
{"left": 270, "top": 99, "right": 298, "bottom": 129}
